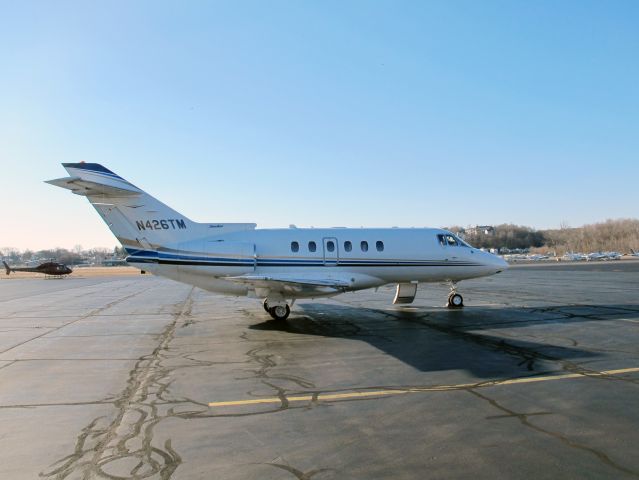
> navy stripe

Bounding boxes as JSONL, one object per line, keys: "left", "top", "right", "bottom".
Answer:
{"left": 159, "top": 259, "right": 253, "bottom": 267}
{"left": 126, "top": 258, "right": 157, "bottom": 264}
{"left": 127, "top": 249, "right": 157, "bottom": 257}
{"left": 126, "top": 249, "right": 484, "bottom": 268}
{"left": 158, "top": 252, "right": 253, "bottom": 264}
{"left": 127, "top": 258, "right": 482, "bottom": 268}
{"left": 257, "top": 263, "right": 480, "bottom": 267}
{"left": 63, "top": 163, "right": 123, "bottom": 179}
{"left": 127, "top": 258, "right": 252, "bottom": 266}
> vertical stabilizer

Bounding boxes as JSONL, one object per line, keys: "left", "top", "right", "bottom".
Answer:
{"left": 46, "top": 163, "right": 203, "bottom": 252}
{"left": 46, "top": 163, "right": 257, "bottom": 254}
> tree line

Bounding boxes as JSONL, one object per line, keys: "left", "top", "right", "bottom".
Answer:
{"left": 0, "top": 246, "right": 126, "bottom": 266}
{"left": 450, "top": 218, "right": 639, "bottom": 254}
{"left": 543, "top": 219, "right": 639, "bottom": 254}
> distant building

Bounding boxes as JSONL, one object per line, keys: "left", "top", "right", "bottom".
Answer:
{"left": 464, "top": 225, "right": 495, "bottom": 236}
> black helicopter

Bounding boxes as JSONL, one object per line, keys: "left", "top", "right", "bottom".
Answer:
{"left": 3, "top": 261, "right": 73, "bottom": 277}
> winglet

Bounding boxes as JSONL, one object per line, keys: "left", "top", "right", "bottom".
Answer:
{"left": 3, "top": 261, "right": 11, "bottom": 275}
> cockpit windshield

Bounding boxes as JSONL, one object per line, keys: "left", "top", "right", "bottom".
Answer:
{"left": 455, "top": 235, "right": 472, "bottom": 247}
{"left": 437, "top": 233, "right": 473, "bottom": 248}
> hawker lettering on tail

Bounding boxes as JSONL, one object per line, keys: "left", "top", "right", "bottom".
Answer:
{"left": 47, "top": 163, "right": 508, "bottom": 320}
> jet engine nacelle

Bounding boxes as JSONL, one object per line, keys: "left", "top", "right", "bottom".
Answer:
{"left": 149, "top": 238, "right": 255, "bottom": 279}
{"left": 151, "top": 238, "right": 256, "bottom": 295}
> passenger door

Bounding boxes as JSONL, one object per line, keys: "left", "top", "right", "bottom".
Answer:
{"left": 323, "top": 237, "right": 339, "bottom": 266}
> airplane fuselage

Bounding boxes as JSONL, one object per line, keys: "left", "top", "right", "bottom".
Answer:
{"left": 127, "top": 227, "right": 507, "bottom": 298}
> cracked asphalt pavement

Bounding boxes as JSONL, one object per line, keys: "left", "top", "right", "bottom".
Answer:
{"left": 1, "top": 261, "right": 638, "bottom": 479}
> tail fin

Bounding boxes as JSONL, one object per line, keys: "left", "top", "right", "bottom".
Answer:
{"left": 46, "top": 163, "right": 255, "bottom": 253}
{"left": 46, "top": 163, "right": 199, "bottom": 251}
{"left": 3, "top": 261, "right": 11, "bottom": 275}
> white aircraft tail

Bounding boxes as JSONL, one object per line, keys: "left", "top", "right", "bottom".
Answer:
{"left": 46, "top": 163, "right": 255, "bottom": 252}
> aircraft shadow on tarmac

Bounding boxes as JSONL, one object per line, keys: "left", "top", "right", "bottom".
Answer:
{"left": 249, "top": 303, "right": 639, "bottom": 378}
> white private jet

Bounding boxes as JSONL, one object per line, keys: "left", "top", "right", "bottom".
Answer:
{"left": 47, "top": 163, "right": 508, "bottom": 320}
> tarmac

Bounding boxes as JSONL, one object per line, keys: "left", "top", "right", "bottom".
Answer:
{"left": 0, "top": 261, "right": 638, "bottom": 479}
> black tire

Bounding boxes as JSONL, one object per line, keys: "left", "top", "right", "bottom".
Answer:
{"left": 268, "top": 304, "right": 290, "bottom": 321}
{"left": 447, "top": 293, "right": 464, "bottom": 309}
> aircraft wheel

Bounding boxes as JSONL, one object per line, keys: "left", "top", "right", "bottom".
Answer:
{"left": 263, "top": 299, "right": 270, "bottom": 312}
{"left": 269, "top": 304, "right": 290, "bottom": 321}
{"left": 447, "top": 293, "right": 464, "bottom": 309}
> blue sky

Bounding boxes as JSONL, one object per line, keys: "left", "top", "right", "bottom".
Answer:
{"left": 2, "top": 1, "right": 638, "bottom": 250}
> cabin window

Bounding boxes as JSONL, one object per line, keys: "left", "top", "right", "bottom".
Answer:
{"left": 438, "top": 234, "right": 459, "bottom": 247}
{"left": 326, "top": 240, "right": 335, "bottom": 252}
{"left": 361, "top": 241, "right": 369, "bottom": 252}
{"left": 291, "top": 241, "right": 299, "bottom": 253}
{"left": 344, "top": 241, "right": 352, "bottom": 252}
{"left": 308, "top": 241, "right": 317, "bottom": 252}
{"left": 376, "top": 241, "right": 384, "bottom": 252}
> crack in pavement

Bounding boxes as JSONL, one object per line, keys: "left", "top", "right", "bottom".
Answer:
{"left": 0, "top": 400, "right": 114, "bottom": 410}
{"left": 36, "top": 292, "right": 639, "bottom": 478}
{"left": 241, "top": 346, "right": 316, "bottom": 390}
{"left": 40, "top": 289, "right": 195, "bottom": 480}
{"left": 1, "top": 285, "right": 155, "bottom": 356}
{"left": 182, "top": 338, "right": 320, "bottom": 419}
{"left": 469, "top": 389, "right": 639, "bottom": 478}
{"left": 0, "top": 360, "right": 17, "bottom": 372}
{"left": 263, "top": 460, "right": 333, "bottom": 480}
{"left": 200, "top": 301, "right": 639, "bottom": 417}
{"left": 39, "top": 296, "right": 334, "bottom": 478}
{"left": 0, "top": 282, "right": 121, "bottom": 305}
{"left": 334, "top": 300, "right": 639, "bottom": 385}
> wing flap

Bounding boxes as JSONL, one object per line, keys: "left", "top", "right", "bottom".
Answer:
{"left": 227, "top": 274, "right": 351, "bottom": 295}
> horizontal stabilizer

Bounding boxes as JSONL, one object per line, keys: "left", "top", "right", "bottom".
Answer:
{"left": 45, "top": 176, "right": 141, "bottom": 197}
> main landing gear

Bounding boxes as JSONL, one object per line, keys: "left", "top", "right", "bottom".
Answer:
{"left": 263, "top": 299, "right": 291, "bottom": 321}
{"left": 447, "top": 283, "right": 464, "bottom": 309}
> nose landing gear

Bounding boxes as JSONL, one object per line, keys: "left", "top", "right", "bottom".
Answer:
{"left": 447, "top": 283, "right": 464, "bottom": 309}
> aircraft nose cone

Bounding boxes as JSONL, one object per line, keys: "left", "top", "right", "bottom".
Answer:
{"left": 494, "top": 255, "right": 509, "bottom": 272}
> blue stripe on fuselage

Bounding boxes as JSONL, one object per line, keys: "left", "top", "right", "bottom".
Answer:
{"left": 124, "top": 249, "right": 483, "bottom": 268}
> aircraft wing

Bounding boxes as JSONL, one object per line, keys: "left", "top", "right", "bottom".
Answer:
{"left": 226, "top": 274, "right": 351, "bottom": 295}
